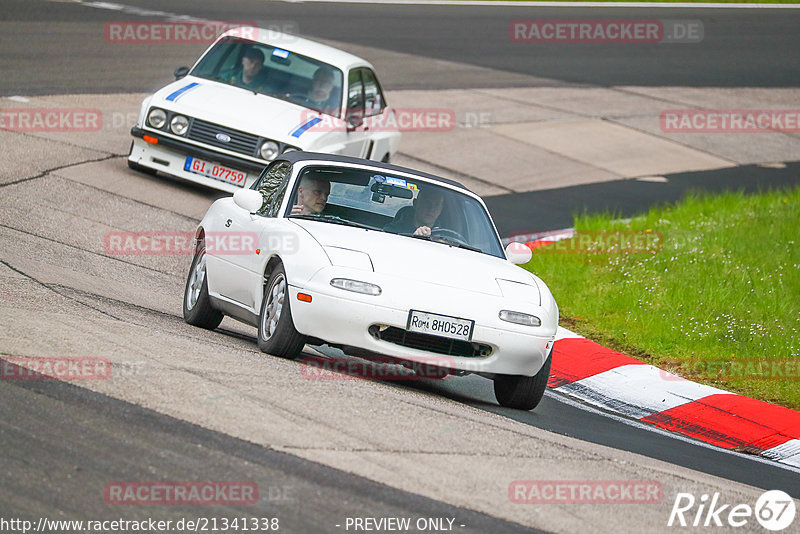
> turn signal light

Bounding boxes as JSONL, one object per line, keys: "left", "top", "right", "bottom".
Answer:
{"left": 143, "top": 135, "right": 158, "bottom": 144}
{"left": 297, "top": 293, "right": 312, "bottom": 302}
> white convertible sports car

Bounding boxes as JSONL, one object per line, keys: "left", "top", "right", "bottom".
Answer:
{"left": 183, "top": 152, "right": 558, "bottom": 410}
{"left": 128, "top": 27, "right": 400, "bottom": 192}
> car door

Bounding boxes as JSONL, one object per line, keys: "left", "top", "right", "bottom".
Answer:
{"left": 360, "top": 67, "right": 393, "bottom": 161}
{"left": 211, "top": 161, "right": 293, "bottom": 310}
{"left": 338, "top": 69, "right": 370, "bottom": 158}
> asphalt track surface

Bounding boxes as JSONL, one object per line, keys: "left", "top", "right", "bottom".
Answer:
{"left": 3, "top": 0, "right": 800, "bottom": 95}
{"left": 2, "top": 0, "right": 800, "bottom": 531}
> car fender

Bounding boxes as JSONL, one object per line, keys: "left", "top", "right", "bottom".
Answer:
{"left": 251, "top": 219, "right": 332, "bottom": 313}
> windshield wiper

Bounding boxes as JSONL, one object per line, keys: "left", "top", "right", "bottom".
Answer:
{"left": 289, "top": 214, "right": 374, "bottom": 230}
{"left": 431, "top": 236, "right": 482, "bottom": 253}
{"left": 410, "top": 233, "right": 482, "bottom": 253}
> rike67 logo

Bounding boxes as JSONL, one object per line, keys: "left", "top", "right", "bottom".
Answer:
{"left": 668, "top": 490, "right": 796, "bottom": 531}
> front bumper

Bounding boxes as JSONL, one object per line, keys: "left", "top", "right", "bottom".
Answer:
{"left": 287, "top": 268, "right": 556, "bottom": 377}
{"left": 129, "top": 127, "right": 266, "bottom": 192}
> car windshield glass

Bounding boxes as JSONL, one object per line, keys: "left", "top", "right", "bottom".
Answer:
{"left": 190, "top": 37, "right": 344, "bottom": 117}
{"left": 285, "top": 165, "right": 505, "bottom": 258}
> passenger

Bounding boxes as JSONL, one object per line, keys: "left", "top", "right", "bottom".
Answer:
{"left": 305, "top": 67, "right": 337, "bottom": 110}
{"left": 291, "top": 176, "right": 330, "bottom": 215}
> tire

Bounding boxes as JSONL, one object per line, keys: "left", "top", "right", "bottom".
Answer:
{"left": 257, "top": 263, "right": 306, "bottom": 358}
{"left": 381, "top": 154, "right": 391, "bottom": 164}
{"left": 493, "top": 350, "right": 552, "bottom": 411}
{"left": 183, "top": 245, "right": 224, "bottom": 329}
{"left": 128, "top": 158, "right": 157, "bottom": 176}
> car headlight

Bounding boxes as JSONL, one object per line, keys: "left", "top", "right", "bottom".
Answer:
{"left": 169, "top": 114, "right": 189, "bottom": 136}
{"left": 147, "top": 108, "right": 167, "bottom": 129}
{"left": 499, "top": 310, "right": 541, "bottom": 327}
{"left": 330, "top": 278, "right": 381, "bottom": 296}
{"left": 259, "top": 141, "right": 280, "bottom": 161}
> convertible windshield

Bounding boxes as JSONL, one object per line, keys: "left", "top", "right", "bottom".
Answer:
{"left": 191, "top": 37, "right": 344, "bottom": 116}
{"left": 285, "top": 165, "right": 505, "bottom": 258}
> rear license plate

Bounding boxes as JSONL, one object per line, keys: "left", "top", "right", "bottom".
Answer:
{"left": 184, "top": 156, "right": 246, "bottom": 187}
{"left": 407, "top": 310, "right": 474, "bottom": 341}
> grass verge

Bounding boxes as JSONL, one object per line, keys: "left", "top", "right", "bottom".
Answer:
{"left": 524, "top": 187, "right": 800, "bottom": 409}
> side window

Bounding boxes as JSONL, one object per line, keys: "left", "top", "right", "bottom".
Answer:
{"left": 361, "top": 69, "right": 385, "bottom": 117}
{"left": 255, "top": 161, "right": 293, "bottom": 217}
{"left": 347, "top": 70, "right": 365, "bottom": 119}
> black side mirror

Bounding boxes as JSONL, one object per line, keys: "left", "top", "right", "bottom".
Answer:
{"left": 174, "top": 66, "right": 190, "bottom": 80}
{"left": 346, "top": 112, "right": 364, "bottom": 131}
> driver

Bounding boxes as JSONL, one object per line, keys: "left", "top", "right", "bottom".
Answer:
{"left": 227, "top": 48, "right": 270, "bottom": 91}
{"left": 384, "top": 188, "right": 444, "bottom": 236}
{"left": 291, "top": 175, "right": 330, "bottom": 215}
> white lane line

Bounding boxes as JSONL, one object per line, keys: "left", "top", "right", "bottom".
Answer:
{"left": 544, "top": 388, "right": 800, "bottom": 474}
{"left": 277, "top": 0, "right": 800, "bottom": 9}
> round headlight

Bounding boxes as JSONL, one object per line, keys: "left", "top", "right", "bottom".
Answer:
{"left": 259, "top": 141, "right": 279, "bottom": 161}
{"left": 170, "top": 114, "right": 189, "bottom": 136}
{"left": 147, "top": 108, "right": 167, "bottom": 129}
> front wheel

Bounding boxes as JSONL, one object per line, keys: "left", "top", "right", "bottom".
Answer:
{"left": 257, "top": 264, "right": 306, "bottom": 358}
{"left": 183, "top": 245, "right": 224, "bottom": 329}
{"left": 493, "top": 350, "right": 552, "bottom": 410}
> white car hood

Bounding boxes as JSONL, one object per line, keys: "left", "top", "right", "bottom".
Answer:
{"left": 153, "top": 77, "right": 337, "bottom": 144}
{"left": 291, "top": 219, "right": 534, "bottom": 297}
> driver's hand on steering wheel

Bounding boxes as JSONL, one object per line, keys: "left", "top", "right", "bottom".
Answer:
{"left": 413, "top": 226, "right": 432, "bottom": 237}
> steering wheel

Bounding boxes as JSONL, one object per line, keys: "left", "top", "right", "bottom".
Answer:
{"left": 287, "top": 93, "right": 311, "bottom": 104}
{"left": 431, "top": 227, "right": 468, "bottom": 245}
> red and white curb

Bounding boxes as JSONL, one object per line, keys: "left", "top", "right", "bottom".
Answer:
{"left": 549, "top": 327, "right": 800, "bottom": 468}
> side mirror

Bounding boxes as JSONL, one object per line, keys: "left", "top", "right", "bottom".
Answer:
{"left": 346, "top": 112, "right": 363, "bottom": 131}
{"left": 505, "top": 242, "right": 532, "bottom": 265}
{"left": 174, "top": 66, "right": 190, "bottom": 80}
{"left": 233, "top": 189, "right": 263, "bottom": 213}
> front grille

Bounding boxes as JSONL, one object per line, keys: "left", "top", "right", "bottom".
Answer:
{"left": 370, "top": 326, "right": 492, "bottom": 358}
{"left": 187, "top": 119, "right": 261, "bottom": 157}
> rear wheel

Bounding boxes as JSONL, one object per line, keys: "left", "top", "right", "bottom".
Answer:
{"left": 493, "top": 350, "right": 552, "bottom": 410}
{"left": 183, "top": 245, "right": 224, "bottom": 329}
{"left": 257, "top": 264, "right": 306, "bottom": 358}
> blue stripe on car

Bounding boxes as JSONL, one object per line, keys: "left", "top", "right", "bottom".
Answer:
{"left": 290, "top": 117, "right": 323, "bottom": 138}
{"left": 166, "top": 82, "right": 200, "bottom": 102}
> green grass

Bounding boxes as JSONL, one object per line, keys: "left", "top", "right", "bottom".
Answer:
{"left": 524, "top": 187, "right": 800, "bottom": 409}
{"left": 484, "top": 0, "right": 800, "bottom": 3}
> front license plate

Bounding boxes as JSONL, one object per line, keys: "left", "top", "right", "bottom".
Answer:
{"left": 184, "top": 156, "right": 246, "bottom": 187}
{"left": 407, "top": 310, "right": 474, "bottom": 341}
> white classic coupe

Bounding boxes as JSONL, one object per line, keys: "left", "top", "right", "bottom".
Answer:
{"left": 128, "top": 27, "right": 400, "bottom": 192}
{"left": 183, "top": 152, "right": 558, "bottom": 410}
